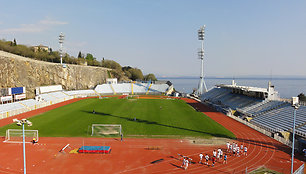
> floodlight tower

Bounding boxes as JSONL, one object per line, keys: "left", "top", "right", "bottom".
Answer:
{"left": 59, "top": 32, "right": 65, "bottom": 65}
{"left": 13, "top": 118, "right": 32, "bottom": 174}
{"left": 291, "top": 97, "right": 300, "bottom": 174}
{"left": 196, "top": 25, "right": 208, "bottom": 96}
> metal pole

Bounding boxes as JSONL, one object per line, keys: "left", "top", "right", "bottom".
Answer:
{"left": 291, "top": 108, "right": 297, "bottom": 174}
{"left": 22, "top": 123, "right": 26, "bottom": 174}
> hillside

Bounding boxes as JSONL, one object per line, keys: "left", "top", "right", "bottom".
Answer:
{"left": 0, "top": 50, "right": 110, "bottom": 98}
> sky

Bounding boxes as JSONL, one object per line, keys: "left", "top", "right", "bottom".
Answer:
{"left": 0, "top": 0, "right": 305, "bottom": 77}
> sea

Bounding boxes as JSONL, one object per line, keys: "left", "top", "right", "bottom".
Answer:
{"left": 159, "top": 77, "right": 306, "bottom": 99}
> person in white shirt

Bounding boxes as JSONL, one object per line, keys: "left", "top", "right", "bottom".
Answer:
{"left": 184, "top": 158, "right": 189, "bottom": 170}
{"left": 226, "top": 142, "right": 230, "bottom": 152}
{"left": 205, "top": 154, "right": 209, "bottom": 165}
{"left": 199, "top": 153, "right": 203, "bottom": 164}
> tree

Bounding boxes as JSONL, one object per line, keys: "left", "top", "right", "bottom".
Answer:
{"left": 102, "top": 59, "right": 122, "bottom": 70}
{"left": 298, "top": 93, "right": 306, "bottom": 102}
{"left": 144, "top": 73, "right": 157, "bottom": 81}
{"left": 129, "top": 68, "right": 144, "bottom": 81}
{"left": 77, "top": 51, "right": 83, "bottom": 58}
{"left": 85, "top": 53, "right": 95, "bottom": 61}
{"left": 13, "top": 38, "right": 17, "bottom": 46}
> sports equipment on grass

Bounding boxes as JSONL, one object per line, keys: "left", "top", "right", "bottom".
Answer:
{"left": 4, "top": 129, "right": 38, "bottom": 143}
{"left": 91, "top": 124, "right": 122, "bottom": 136}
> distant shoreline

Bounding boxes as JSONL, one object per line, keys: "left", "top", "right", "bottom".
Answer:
{"left": 158, "top": 76, "right": 306, "bottom": 80}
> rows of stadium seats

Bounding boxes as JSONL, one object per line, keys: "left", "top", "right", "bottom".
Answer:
{"left": 202, "top": 87, "right": 306, "bottom": 138}
{"left": 133, "top": 83, "right": 148, "bottom": 94}
{"left": 19, "top": 99, "right": 42, "bottom": 109}
{"left": 38, "top": 91, "right": 73, "bottom": 103}
{"left": 250, "top": 104, "right": 306, "bottom": 133}
{"left": 112, "top": 84, "right": 131, "bottom": 93}
{"left": 95, "top": 83, "right": 169, "bottom": 94}
{"left": 0, "top": 102, "right": 25, "bottom": 114}
{"left": 242, "top": 100, "right": 287, "bottom": 116}
{"left": 64, "top": 90, "right": 97, "bottom": 97}
{"left": 0, "top": 99, "right": 46, "bottom": 119}
{"left": 296, "top": 125, "right": 306, "bottom": 137}
{"left": 201, "top": 87, "right": 262, "bottom": 110}
{"left": 148, "top": 84, "right": 169, "bottom": 93}
{"left": 95, "top": 84, "right": 113, "bottom": 94}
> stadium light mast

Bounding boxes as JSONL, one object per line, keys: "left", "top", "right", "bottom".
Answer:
{"left": 13, "top": 118, "right": 32, "bottom": 174}
{"left": 59, "top": 32, "right": 65, "bottom": 65}
{"left": 196, "top": 25, "right": 208, "bottom": 96}
{"left": 291, "top": 97, "right": 299, "bottom": 174}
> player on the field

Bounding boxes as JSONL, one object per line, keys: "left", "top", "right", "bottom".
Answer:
{"left": 217, "top": 150, "right": 221, "bottom": 161}
{"left": 223, "top": 154, "right": 227, "bottom": 164}
{"left": 180, "top": 157, "right": 186, "bottom": 168}
{"left": 236, "top": 147, "right": 240, "bottom": 157}
{"left": 229, "top": 144, "right": 232, "bottom": 153}
{"left": 199, "top": 153, "right": 203, "bottom": 164}
{"left": 205, "top": 154, "right": 209, "bottom": 165}
{"left": 213, "top": 150, "right": 217, "bottom": 158}
{"left": 244, "top": 146, "right": 248, "bottom": 156}
{"left": 220, "top": 149, "right": 223, "bottom": 159}
{"left": 211, "top": 156, "right": 216, "bottom": 167}
{"left": 184, "top": 158, "right": 189, "bottom": 170}
{"left": 226, "top": 142, "right": 230, "bottom": 152}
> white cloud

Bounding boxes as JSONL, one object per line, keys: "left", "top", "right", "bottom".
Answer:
{"left": 0, "top": 17, "right": 67, "bottom": 34}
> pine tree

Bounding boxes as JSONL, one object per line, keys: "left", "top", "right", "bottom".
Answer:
{"left": 78, "top": 51, "right": 82, "bottom": 58}
{"left": 13, "top": 38, "right": 17, "bottom": 46}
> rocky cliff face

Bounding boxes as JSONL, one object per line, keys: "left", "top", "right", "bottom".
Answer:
{"left": 0, "top": 51, "right": 109, "bottom": 98}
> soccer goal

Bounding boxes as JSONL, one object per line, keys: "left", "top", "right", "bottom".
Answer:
{"left": 91, "top": 124, "right": 122, "bottom": 137}
{"left": 126, "top": 95, "right": 139, "bottom": 99}
{"left": 4, "top": 129, "right": 39, "bottom": 143}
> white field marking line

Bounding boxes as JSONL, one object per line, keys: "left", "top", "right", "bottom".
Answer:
{"left": 116, "top": 150, "right": 206, "bottom": 174}
{"left": 243, "top": 132, "right": 276, "bottom": 172}
{"left": 152, "top": 131, "right": 255, "bottom": 174}
{"left": 144, "top": 120, "right": 256, "bottom": 173}
{"left": 166, "top": 131, "right": 255, "bottom": 174}
{"left": 174, "top": 126, "right": 271, "bottom": 174}
{"left": 164, "top": 123, "right": 252, "bottom": 173}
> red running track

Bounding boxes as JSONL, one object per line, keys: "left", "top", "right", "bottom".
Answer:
{"left": 0, "top": 97, "right": 303, "bottom": 174}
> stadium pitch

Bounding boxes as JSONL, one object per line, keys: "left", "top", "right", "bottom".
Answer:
{"left": 0, "top": 97, "right": 235, "bottom": 139}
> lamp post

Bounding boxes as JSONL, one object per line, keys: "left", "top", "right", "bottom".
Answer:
{"left": 13, "top": 118, "right": 32, "bottom": 174}
{"left": 291, "top": 97, "right": 299, "bottom": 174}
{"left": 59, "top": 32, "right": 65, "bottom": 65}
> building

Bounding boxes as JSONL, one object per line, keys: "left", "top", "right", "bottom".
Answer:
{"left": 32, "top": 45, "right": 50, "bottom": 53}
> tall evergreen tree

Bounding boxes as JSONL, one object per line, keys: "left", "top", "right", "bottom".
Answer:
{"left": 13, "top": 38, "right": 17, "bottom": 46}
{"left": 77, "top": 51, "right": 82, "bottom": 58}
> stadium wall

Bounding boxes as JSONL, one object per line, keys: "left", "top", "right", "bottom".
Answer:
{"left": 0, "top": 51, "right": 109, "bottom": 98}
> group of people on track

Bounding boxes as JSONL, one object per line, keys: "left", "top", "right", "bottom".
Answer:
{"left": 180, "top": 142, "right": 248, "bottom": 170}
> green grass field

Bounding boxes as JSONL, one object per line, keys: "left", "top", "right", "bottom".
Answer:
{"left": 0, "top": 98, "right": 235, "bottom": 139}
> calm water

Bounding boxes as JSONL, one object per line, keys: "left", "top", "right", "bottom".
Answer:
{"left": 160, "top": 78, "right": 306, "bottom": 99}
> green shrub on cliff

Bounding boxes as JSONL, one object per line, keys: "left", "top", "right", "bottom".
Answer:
{"left": 0, "top": 39, "right": 157, "bottom": 82}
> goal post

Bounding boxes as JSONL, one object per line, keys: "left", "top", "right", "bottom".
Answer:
{"left": 4, "top": 129, "right": 39, "bottom": 143}
{"left": 126, "top": 95, "right": 139, "bottom": 99}
{"left": 91, "top": 124, "right": 122, "bottom": 137}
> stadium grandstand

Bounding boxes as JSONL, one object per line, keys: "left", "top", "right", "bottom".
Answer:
{"left": 201, "top": 80, "right": 306, "bottom": 153}
{"left": 0, "top": 80, "right": 172, "bottom": 120}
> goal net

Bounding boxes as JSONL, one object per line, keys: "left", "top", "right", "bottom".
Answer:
{"left": 126, "top": 95, "right": 139, "bottom": 99}
{"left": 91, "top": 124, "right": 122, "bottom": 137}
{"left": 4, "top": 129, "right": 39, "bottom": 143}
